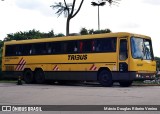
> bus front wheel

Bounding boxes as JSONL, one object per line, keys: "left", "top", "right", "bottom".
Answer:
{"left": 119, "top": 81, "right": 133, "bottom": 87}
{"left": 35, "top": 69, "right": 45, "bottom": 84}
{"left": 98, "top": 70, "right": 113, "bottom": 87}
{"left": 23, "top": 69, "right": 34, "bottom": 84}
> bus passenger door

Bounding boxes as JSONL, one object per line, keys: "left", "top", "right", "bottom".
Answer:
{"left": 118, "top": 38, "right": 128, "bottom": 72}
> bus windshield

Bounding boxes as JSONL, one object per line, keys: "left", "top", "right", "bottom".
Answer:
{"left": 131, "top": 37, "right": 154, "bottom": 60}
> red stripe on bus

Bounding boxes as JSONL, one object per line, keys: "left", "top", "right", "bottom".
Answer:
{"left": 90, "top": 64, "right": 97, "bottom": 71}
{"left": 15, "top": 58, "right": 24, "bottom": 71}
{"left": 19, "top": 61, "right": 26, "bottom": 71}
{"left": 93, "top": 66, "right": 97, "bottom": 71}
{"left": 16, "top": 59, "right": 25, "bottom": 71}
{"left": 53, "top": 65, "right": 57, "bottom": 70}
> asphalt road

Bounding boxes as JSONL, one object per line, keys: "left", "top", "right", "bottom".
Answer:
{"left": 0, "top": 82, "right": 160, "bottom": 114}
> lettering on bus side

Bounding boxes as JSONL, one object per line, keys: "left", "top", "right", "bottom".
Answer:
{"left": 68, "top": 54, "right": 87, "bottom": 60}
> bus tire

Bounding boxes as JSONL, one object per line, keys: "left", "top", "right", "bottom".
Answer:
{"left": 119, "top": 81, "right": 133, "bottom": 87}
{"left": 23, "top": 69, "right": 34, "bottom": 84}
{"left": 35, "top": 69, "right": 45, "bottom": 84}
{"left": 98, "top": 70, "right": 113, "bottom": 87}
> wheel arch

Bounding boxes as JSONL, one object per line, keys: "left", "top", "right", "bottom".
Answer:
{"left": 34, "top": 67, "right": 44, "bottom": 72}
{"left": 97, "top": 67, "right": 112, "bottom": 80}
{"left": 23, "top": 68, "right": 32, "bottom": 72}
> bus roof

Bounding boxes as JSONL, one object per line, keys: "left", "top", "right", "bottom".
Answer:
{"left": 4, "top": 32, "right": 151, "bottom": 45}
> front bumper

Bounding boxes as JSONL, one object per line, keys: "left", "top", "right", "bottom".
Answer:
{"left": 112, "top": 71, "right": 156, "bottom": 81}
{"left": 135, "top": 73, "right": 156, "bottom": 81}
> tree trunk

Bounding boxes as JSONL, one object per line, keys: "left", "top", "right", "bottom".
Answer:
{"left": 66, "top": 17, "right": 70, "bottom": 36}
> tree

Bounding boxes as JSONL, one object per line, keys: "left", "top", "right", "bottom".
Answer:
{"left": 104, "top": 0, "right": 121, "bottom": 6}
{"left": 0, "top": 40, "right": 3, "bottom": 48}
{"left": 55, "top": 33, "right": 65, "bottom": 37}
{"left": 80, "top": 28, "right": 88, "bottom": 35}
{"left": 91, "top": 0, "right": 120, "bottom": 30}
{"left": 155, "top": 57, "right": 160, "bottom": 70}
{"left": 91, "top": 1, "right": 106, "bottom": 30}
{"left": 4, "top": 29, "right": 55, "bottom": 41}
{"left": 51, "top": 0, "right": 84, "bottom": 36}
{"left": 80, "top": 28, "right": 111, "bottom": 35}
{"left": 93, "top": 29, "right": 111, "bottom": 34}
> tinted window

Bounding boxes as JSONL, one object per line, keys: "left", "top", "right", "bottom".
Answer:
{"left": 34, "top": 43, "right": 47, "bottom": 54}
{"left": 5, "top": 45, "right": 23, "bottom": 56}
{"left": 5, "top": 45, "right": 16, "bottom": 56}
{"left": 5, "top": 37, "right": 117, "bottom": 56}
{"left": 51, "top": 42, "right": 61, "bottom": 53}
{"left": 79, "top": 40, "right": 93, "bottom": 53}
{"left": 22, "top": 44, "right": 32, "bottom": 55}
{"left": 66, "top": 41, "right": 78, "bottom": 53}
{"left": 95, "top": 38, "right": 117, "bottom": 52}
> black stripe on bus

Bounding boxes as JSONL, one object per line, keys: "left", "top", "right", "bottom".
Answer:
{"left": 4, "top": 62, "right": 116, "bottom": 65}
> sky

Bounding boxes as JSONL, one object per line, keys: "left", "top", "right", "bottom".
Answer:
{"left": 0, "top": 0, "right": 160, "bottom": 57}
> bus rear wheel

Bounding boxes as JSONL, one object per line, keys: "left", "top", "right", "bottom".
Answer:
{"left": 119, "top": 81, "right": 133, "bottom": 87}
{"left": 98, "top": 70, "right": 113, "bottom": 87}
{"left": 23, "top": 69, "right": 34, "bottom": 84}
{"left": 35, "top": 69, "right": 45, "bottom": 84}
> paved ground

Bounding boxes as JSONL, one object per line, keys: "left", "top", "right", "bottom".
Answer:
{"left": 0, "top": 82, "right": 160, "bottom": 114}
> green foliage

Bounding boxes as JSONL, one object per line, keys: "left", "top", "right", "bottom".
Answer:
{"left": 55, "top": 33, "right": 65, "bottom": 37}
{"left": 69, "top": 33, "right": 80, "bottom": 36}
{"left": 155, "top": 57, "right": 160, "bottom": 70}
{"left": 0, "top": 40, "right": 3, "bottom": 48}
{"left": 88, "top": 29, "right": 94, "bottom": 34}
{"left": 93, "top": 29, "right": 111, "bottom": 34}
{"left": 0, "top": 47, "right": 2, "bottom": 79}
{"left": 80, "top": 28, "right": 88, "bottom": 35}
{"left": 4, "top": 29, "right": 55, "bottom": 41}
{"left": 0, "top": 41, "right": 3, "bottom": 62}
{"left": 80, "top": 28, "right": 111, "bottom": 35}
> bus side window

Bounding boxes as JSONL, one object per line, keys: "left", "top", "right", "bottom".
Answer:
{"left": 80, "top": 41, "right": 83, "bottom": 53}
{"left": 119, "top": 39, "right": 128, "bottom": 60}
{"left": 95, "top": 40, "right": 100, "bottom": 51}
{"left": 46, "top": 43, "right": 52, "bottom": 54}
{"left": 16, "top": 45, "right": 23, "bottom": 55}
{"left": 92, "top": 40, "right": 95, "bottom": 51}
{"left": 111, "top": 39, "right": 116, "bottom": 52}
{"left": 48, "top": 47, "right": 52, "bottom": 54}
{"left": 95, "top": 38, "right": 117, "bottom": 52}
{"left": 5, "top": 45, "right": 15, "bottom": 56}
{"left": 52, "top": 42, "right": 61, "bottom": 54}
{"left": 65, "top": 41, "right": 78, "bottom": 53}
{"left": 51, "top": 42, "right": 56, "bottom": 53}
{"left": 74, "top": 46, "right": 77, "bottom": 52}
{"left": 22, "top": 44, "right": 31, "bottom": 55}
{"left": 30, "top": 45, "right": 36, "bottom": 55}
{"left": 80, "top": 40, "right": 93, "bottom": 53}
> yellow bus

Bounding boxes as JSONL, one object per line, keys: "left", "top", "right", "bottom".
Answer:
{"left": 2, "top": 32, "right": 156, "bottom": 86}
